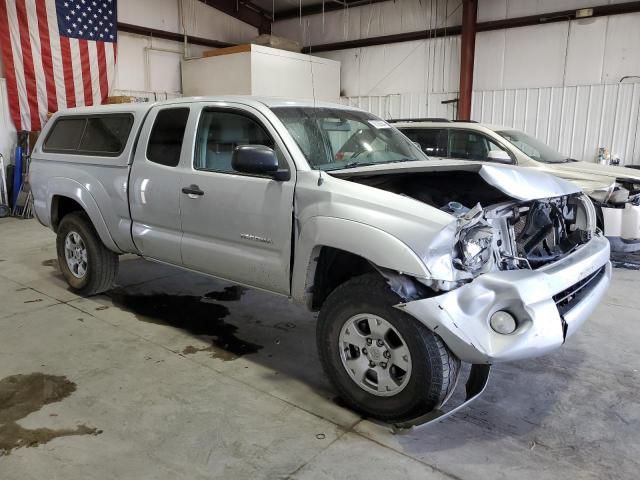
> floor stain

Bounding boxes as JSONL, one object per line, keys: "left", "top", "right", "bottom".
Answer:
{"left": 0, "top": 373, "right": 100, "bottom": 455}
{"left": 274, "top": 321, "right": 296, "bottom": 331}
{"left": 109, "top": 291, "right": 262, "bottom": 361}
{"left": 204, "top": 286, "right": 248, "bottom": 302}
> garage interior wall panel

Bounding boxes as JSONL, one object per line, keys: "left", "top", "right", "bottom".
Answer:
{"left": 344, "top": 82, "right": 640, "bottom": 164}
{"left": 273, "top": 0, "right": 462, "bottom": 46}
{"left": 273, "top": 0, "right": 640, "bottom": 165}
{"left": 109, "top": 0, "right": 259, "bottom": 98}
{"left": 474, "top": 83, "right": 640, "bottom": 165}
{"left": 118, "top": 0, "right": 257, "bottom": 45}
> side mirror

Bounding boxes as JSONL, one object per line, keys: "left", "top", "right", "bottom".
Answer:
{"left": 232, "top": 145, "right": 290, "bottom": 181}
{"left": 486, "top": 150, "right": 512, "bottom": 164}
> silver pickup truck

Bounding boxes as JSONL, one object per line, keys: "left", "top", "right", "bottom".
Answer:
{"left": 30, "top": 97, "right": 611, "bottom": 426}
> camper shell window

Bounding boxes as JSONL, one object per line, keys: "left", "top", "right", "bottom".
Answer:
{"left": 43, "top": 114, "right": 134, "bottom": 156}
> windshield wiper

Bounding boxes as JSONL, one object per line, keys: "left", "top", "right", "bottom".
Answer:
{"left": 333, "top": 158, "right": 416, "bottom": 171}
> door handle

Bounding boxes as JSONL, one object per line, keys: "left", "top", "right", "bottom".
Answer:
{"left": 181, "top": 184, "right": 204, "bottom": 196}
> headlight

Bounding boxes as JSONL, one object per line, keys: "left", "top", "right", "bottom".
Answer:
{"left": 456, "top": 225, "right": 494, "bottom": 273}
{"left": 576, "top": 193, "right": 597, "bottom": 236}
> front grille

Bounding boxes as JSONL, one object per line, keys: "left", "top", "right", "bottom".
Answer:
{"left": 553, "top": 266, "right": 606, "bottom": 316}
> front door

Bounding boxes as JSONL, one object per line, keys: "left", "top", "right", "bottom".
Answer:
{"left": 179, "top": 104, "right": 296, "bottom": 295}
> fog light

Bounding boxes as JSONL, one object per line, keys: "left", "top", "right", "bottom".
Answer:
{"left": 490, "top": 311, "right": 516, "bottom": 335}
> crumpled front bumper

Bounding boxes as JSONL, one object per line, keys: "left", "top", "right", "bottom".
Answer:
{"left": 396, "top": 234, "right": 611, "bottom": 364}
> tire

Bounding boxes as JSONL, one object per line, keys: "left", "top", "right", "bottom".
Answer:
{"left": 317, "top": 273, "right": 460, "bottom": 422}
{"left": 56, "top": 212, "right": 119, "bottom": 295}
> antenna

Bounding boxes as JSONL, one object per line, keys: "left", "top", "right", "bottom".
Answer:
{"left": 305, "top": 19, "right": 324, "bottom": 186}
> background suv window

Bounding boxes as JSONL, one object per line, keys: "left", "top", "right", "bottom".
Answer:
{"left": 402, "top": 128, "right": 448, "bottom": 157}
{"left": 448, "top": 130, "right": 511, "bottom": 162}
{"left": 194, "top": 110, "right": 275, "bottom": 173}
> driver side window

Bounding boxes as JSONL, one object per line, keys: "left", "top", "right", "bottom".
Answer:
{"left": 194, "top": 110, "right": 275, "bottom": 173}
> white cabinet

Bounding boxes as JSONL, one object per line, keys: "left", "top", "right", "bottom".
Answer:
{"left": 181, "top": 44, "right": 340, "bottom": 101}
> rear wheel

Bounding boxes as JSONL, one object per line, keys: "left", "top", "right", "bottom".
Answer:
{"left": 56, "top": 212, "right": 118, "bottom": 295}
{"left": 317, "top": 274, "right": 460, "bottom": 422}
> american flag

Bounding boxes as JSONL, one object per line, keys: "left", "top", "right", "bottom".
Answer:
{"left": 0, "top": 0, "right": 117, "bottom": 132}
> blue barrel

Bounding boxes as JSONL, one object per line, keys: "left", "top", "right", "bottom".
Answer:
{"left": 12, "top": 146, "right": 22, "bottom": 207}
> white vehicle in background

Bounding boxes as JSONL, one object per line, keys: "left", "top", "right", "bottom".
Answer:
{"left": 393, "top": 120, "right": 640, "bottom": 252}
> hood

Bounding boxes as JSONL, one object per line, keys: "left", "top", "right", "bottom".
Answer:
{"left": 551, "top": 161, "right": 640, "bottom": 183}
{"left": 331, "top": 160, "right": 581, "bottom": 201}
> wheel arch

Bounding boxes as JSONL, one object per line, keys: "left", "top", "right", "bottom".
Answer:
{"left": 291, "top": 216, "right": 430, "bottom": 309}
{"left": 47, "top": 178, "right": 121, "bottom": 253}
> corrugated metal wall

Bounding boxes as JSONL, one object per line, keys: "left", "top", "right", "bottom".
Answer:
{"left": 341, "top": 82, "right": 640, "bottom": 165}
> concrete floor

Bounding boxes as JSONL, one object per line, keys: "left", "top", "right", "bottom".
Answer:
{"left": 0, "top": 217, "right": 639, "bottom": 480}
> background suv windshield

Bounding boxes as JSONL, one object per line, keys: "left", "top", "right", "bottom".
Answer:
{"left": 496, "top": 129, "right": 569, "bottom": 163}
{"left": 272, "top": 107, "right": 427, "bottom": 170}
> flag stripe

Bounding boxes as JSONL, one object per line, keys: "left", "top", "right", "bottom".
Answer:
{"left": 0, "top": 3, "right": 22, "bottom": 130}
{"left": 78, "top": 39, "right": 92, "bottom": 106}
{"left": 87, "top": 41, "right": 101, "bottom": 106}
{"left": 45, "top": 1, "right": 67, "bottom": 110}
{"left": 105, "top": 41, "right": 115, "bottom": 93}
{"left": 15, "top": 0, "right": 41, "bottom": 130}
{"left": 96, "top": 41, "right": 108, "bottom": 103}
{"left": 6, "top": 0, "right": 30, "bottom": 131}
{"left": 59, "top": 36, "right": 76, "bottom": 108}
{"left": 69, "top": 38, "right": 84, "bottom": 106}
{"left": 25, "top": 0, "right": 49, "bottom": 129}
{"left": 35, "top": 0, "right": 57, "bottom": 114}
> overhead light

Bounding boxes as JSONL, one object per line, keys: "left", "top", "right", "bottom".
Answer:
{"left": 576, "top": 8, "right": 594, "bottom": 18}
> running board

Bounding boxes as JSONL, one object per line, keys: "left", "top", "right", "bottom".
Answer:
{"left": 391, "top": 364, "right": 491, "bottom": 433}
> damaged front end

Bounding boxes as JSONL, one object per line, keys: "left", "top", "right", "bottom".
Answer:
{"left": 336, "top": 162, "right": 611, "bottom": 429}
{"left": 421, "top": 191, "right": 597, "bottom": 292}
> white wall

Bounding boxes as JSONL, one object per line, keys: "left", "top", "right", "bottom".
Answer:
{"left": 114, "top": 0, "right": 258, "bottom": 97}
{"left": 273, "top": 0, "right": 640, "bottom": 95}
{"left": 343, "top": 82, "right": 640, "bottom": 164}
{"left": 274, "top": 0, "right": 640, "bottom": 163}
{"left": 0, "top": 79, "right": 17, "bottom": 171}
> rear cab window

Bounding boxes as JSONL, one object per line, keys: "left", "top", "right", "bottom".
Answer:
{"left": 146, "top": 108, "right": 191, "bottom": 167}
{"left": 43, "top": 114, "right": 133, "bottom": 156}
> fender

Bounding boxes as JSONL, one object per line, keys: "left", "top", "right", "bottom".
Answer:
{"left": 291, "top": 216, "right": 430, "bottom": 304}
{"left": 42, "top": 177, "right": 122, "bottom": 253}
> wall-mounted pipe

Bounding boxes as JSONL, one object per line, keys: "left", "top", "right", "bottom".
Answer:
{"left": 118, "top": 22, "right": 234, "bottom": 49}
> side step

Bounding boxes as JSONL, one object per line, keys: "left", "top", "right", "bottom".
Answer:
{"left": 391, "top": 364, "right": 491, "bottom": 433}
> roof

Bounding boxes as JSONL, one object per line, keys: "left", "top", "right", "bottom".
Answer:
{"left": 53, "top": 96, "right": 359, "bottom": 116}
{"left": 392, "top": 120, "right": 499, "bottom": 129}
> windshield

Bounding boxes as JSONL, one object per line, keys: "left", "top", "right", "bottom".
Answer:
{"left": 271, "top": 107, "right": 428, "bottom": 170}
{"left": 496, "top": 129, "right": 569, "bottom": 163}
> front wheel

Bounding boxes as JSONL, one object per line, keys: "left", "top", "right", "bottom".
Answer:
{"left": 317, "top": 274, "right": 460, "bottom": 422}
{"left": 56, "top": 212, "right": 119, "bottom": 295}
